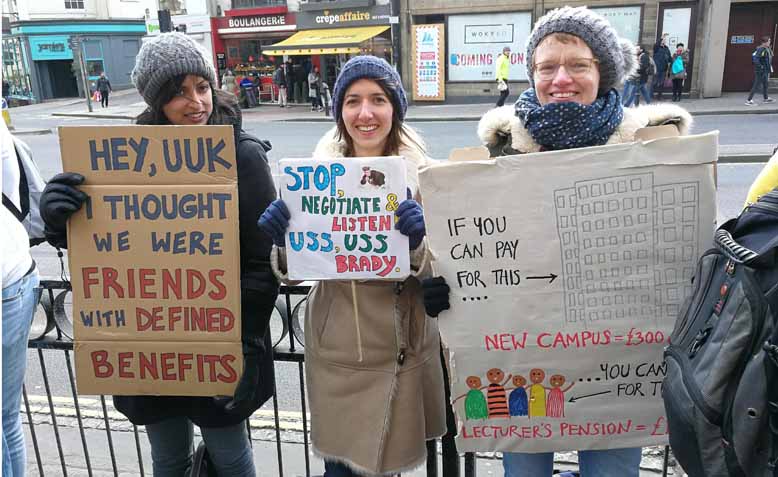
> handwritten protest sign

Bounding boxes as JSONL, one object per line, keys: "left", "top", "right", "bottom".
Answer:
{"left": 280, "top": 156, "right": 409, "bottom": 280}
{"left": 59, "top": 125, "right": 242, "bottom": 396}
{"left": 420, "top": 132, "right": 718, "bottom": 452}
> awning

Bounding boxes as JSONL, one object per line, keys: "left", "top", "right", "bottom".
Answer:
{"left": 262, "top": 25, "right": 389, "bottom": 56}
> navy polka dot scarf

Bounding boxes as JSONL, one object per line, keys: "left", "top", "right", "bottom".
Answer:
{"left": 514, "top": 88, "right": 624, "bottom": 151}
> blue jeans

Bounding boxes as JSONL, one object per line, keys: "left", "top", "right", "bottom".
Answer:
{"left": 2, "top": 267, "right": 40, "bottom": 477}
{"left": 624, "top": 80, "right": 651, "bottom": 107}
{"left": 145, "top": 417, "right": 255, "bottom": 477}
{"left": 324, "top": 460, "right": 362, "bottom": 476}
{"left": 503, "top": 447, "right": 642, "bottom": 477}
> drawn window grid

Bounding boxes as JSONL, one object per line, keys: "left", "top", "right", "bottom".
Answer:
{"left": 555, "top": 188, "right": 585, "bottom": 324}
{"left": 562, "top": 173, "right": 656, "bottom": 324}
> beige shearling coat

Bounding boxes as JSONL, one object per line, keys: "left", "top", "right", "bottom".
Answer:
{"left": 271, "top": 125, "right": 447, "bottom": 476}
{"left": 477, "top": 102, "right": 693, "bottom": 157}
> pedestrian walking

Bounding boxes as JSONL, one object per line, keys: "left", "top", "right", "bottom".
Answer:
{"left": 2, "top": 121, "right": 42, "bottom": 477}
{"left": 273, "top": 64, "right": 288, "bottom": 107}
{"left": 221, "top": 69, "right": 237, "bottom": 96}
{"left": 425, "top": 6, "right": 693, "bottom": 476}
{"left": 259, "top": 55, "right": 447, "bottom": 477}
{"left": 37, "top": 32, "right": 279, "bottom": 477}
{"left": 745, "top": 35, "right": 775, "bottom": 106}
{"left": 670, "top": 43, "right": 688, "bottom": 102}
{"left": 652, "top": 33, "right": 672, "bottom": 99}
{"left": 95, "top": 72, "right": 112, "bottom": 108}
{"left": 284, "top": 59, "right": 295, "bottom": 106}
{"left": 496, "top": 46, "right": 511, "bottom": 106}
{"left": 624, "top": 45, "right": 652, "bottom": 106}
{"left": 308, "top": 66, "right": 323, "bottom": 111}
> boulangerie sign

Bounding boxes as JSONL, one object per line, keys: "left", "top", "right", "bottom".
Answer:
{"left": 420, "top": 132, "right": 718, "bottom": 453}
{"left": 59, "top": 125, "right": 242, "bottom": 397}
{"left": 280, "top": 156, "right": 409, "bottom": 280}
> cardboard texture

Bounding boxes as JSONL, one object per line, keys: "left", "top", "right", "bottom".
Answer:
{"left": 59, "top": 126, "right": 242, "bottom": 397}
{"left": 419, "top": 132, "right": 718, "bottom": 453}
{"left": 280, "top": 156, "right": 410, "bottom": 280}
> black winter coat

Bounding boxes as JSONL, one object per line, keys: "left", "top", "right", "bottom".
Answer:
{"left": 114, "top": 100, "right": 279, "bottom": 428}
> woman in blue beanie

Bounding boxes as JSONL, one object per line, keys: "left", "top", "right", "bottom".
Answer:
{"left": 422, "top": 6, "right": 693, "bottom": 477}
{"left": 38, "top": 32, "right": 279, "bottom": 476}
{"left": 259, "top": 55, "right": 447, "bottom": 476}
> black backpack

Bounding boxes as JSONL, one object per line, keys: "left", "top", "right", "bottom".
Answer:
{"left": 662, "top": 189, "right": 778, "bottom": 476}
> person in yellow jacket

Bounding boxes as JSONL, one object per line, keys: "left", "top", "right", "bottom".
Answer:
{"left": 745, "top": 146, "right": 778, "bottom": 206}
{"left": 495, "top": 46, "right": 511, "bottom": 106}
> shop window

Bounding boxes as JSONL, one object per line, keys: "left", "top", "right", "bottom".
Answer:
{"left": 64, "top": 0, "right": 84, "bottom": 9}
{"left": 158, "top": 0, "right": 186, "bottom": 15}
{"left": 86, "top": 60, "right": 105, "bottom": 77}
{"left": 231, "top": 0, "right": 285, "bottom": 9}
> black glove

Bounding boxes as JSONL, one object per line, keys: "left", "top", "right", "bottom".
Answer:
{"left": 422, "top": 276, "right": 450, "bottom": 317}
{"left": 40, "top": 172, "right": 88, "bottom": 248}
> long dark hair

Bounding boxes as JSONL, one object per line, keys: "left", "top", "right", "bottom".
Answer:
{"left": 135, "top": 74, "right": 240, "bottom": 129}
{"left": 334, "top": 76, "right": 423, "bottom": 157}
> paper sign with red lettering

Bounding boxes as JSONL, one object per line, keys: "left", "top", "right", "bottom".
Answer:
{"left": 420, "top": 132, "right": 718, "bottom": 452}
{"left": 59, "top": 125, "right": 242, "bottom": 396}
{"left": 280, "top": 156, "right": 409, "bottom": 280}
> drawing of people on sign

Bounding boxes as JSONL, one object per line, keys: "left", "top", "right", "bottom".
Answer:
{"left": 485, "top": 368, "right": 512, "bottom": 418}
{"left": 454, "top": 376, "right": 489, "bottom": 420}
{"left": 546, "top": 374, "right": 575, "bottom": 418}
{"left": 508, "top": 375, "right": 529, "bottom": 417}
{"left": 528, "top": 368, "right": 549, "bottom": 418}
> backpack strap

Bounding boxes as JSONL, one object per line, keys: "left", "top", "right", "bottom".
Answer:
{"left": 2, "top": 144, "right": 30, "bottom": 221}
{"left": 762, "top": 319, "right": 778, "bottom": 476}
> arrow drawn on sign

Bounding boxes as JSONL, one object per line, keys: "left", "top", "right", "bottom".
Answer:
{"left": 526, "top": 273, "right": 558, "bottom": 284}
{"left": 568, "top": 390, "right": 612, "bottom": 403}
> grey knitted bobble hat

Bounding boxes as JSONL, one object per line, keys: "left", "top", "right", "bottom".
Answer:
{"left": 332, "top": 55, "right": 408, "bottom": 121}
{"left": 131, "top": 32, "right": 216, "bottom": 106}
{"left": 525, "top": 6, "right": 637, "bottom": 95}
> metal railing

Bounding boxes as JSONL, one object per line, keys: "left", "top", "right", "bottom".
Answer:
{"left": 24, "top": 280, "right": 470, "bottom": 477}
{"left": 25, "top": 280, "right": 675, "bottom": 476}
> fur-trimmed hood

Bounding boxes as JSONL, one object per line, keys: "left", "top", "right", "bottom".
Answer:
{"left": 313, "top": 124, "right": 428, "bottom": 193}
{"left": 477, "top": 102, "right": 693, "bottom": 156}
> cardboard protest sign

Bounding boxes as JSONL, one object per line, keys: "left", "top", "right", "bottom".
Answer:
{"left": 280, "top": 156, "right": 409, "bottom": 280}
{"left": 59, "top": 125, "right": 242, "bottom": 396}
{"left": 420, "top": 132, "right": 718, "bottom": 453}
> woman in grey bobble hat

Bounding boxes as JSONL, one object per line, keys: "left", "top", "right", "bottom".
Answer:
{"left": 421, "top": 6, "right": 693, "bottom": 477}
{"left": 38, "top": 32, "right": 279, "bottom": 476}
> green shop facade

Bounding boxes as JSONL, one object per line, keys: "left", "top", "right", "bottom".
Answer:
{"left": 3, "top": 20, "right": 146, "bottom": 104}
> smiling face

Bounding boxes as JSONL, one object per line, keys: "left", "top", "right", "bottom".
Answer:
{"left": 530, "top": 368, "right": 545, "bottom": 384}
{"left": 512, "top": 375, "right": 527, "bottom": 387}
{"left": 549, "top": 374, "right": 566, "bottom": 388}
{"left": 162, "top": 75, "right": 213, "bottom": 126}
{"left": 532, "top": 34, "right": 600, "bottom": 106}
{"left": 341, "top": 78, "right": 394, "bottom": 158}
{"left": 466, "top": 376, "right": 482, "bottom": 389}
{"left": 486, "top": 368, "right": 505, "bottom": 384}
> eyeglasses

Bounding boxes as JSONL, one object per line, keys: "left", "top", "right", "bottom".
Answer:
{"left": 532, "top": 58, "right": 599, "bottom": 81}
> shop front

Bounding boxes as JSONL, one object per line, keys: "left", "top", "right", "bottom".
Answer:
{"left": 213, "top": 8, "right": 296, "bottom": 103}
{"left": 262, "top": 2, "right": 393, "bottom": 92}
{"left": 8, "top": 20, "right": 145, "bottom": 103}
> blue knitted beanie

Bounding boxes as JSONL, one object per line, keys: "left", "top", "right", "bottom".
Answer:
{"left": 331, "top": 55, "right": 407, "bottom": 121}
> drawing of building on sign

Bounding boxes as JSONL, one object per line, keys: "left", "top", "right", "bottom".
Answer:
{"left": 554, "top": 173, "right": 700, "bottom": 328}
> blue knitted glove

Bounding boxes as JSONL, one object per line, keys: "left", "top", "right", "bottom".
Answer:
{"left": 395, "top": 188, "right": 426, "bottom": 250}
{"left": 257, "top": 199, "right": 290, "bottom": 247}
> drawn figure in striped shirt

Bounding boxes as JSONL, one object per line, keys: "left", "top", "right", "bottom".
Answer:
{"left": 528, "top": 368, "right": 549, "bottom": 418}
{"left": 453, "top": 376, "right": 489, "bottom": 420}
{"left": 508, "top": 375, "right": 529, "bottom": 417}
{"left": 546, "top": 374, "right": 575, "bottom": 418}
{"left": 485, "top": 368, "right": 512, "bottom": 418}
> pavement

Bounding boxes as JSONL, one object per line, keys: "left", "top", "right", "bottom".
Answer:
{"left": 22, "top": 397, "right": 679, "bottom": 476}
